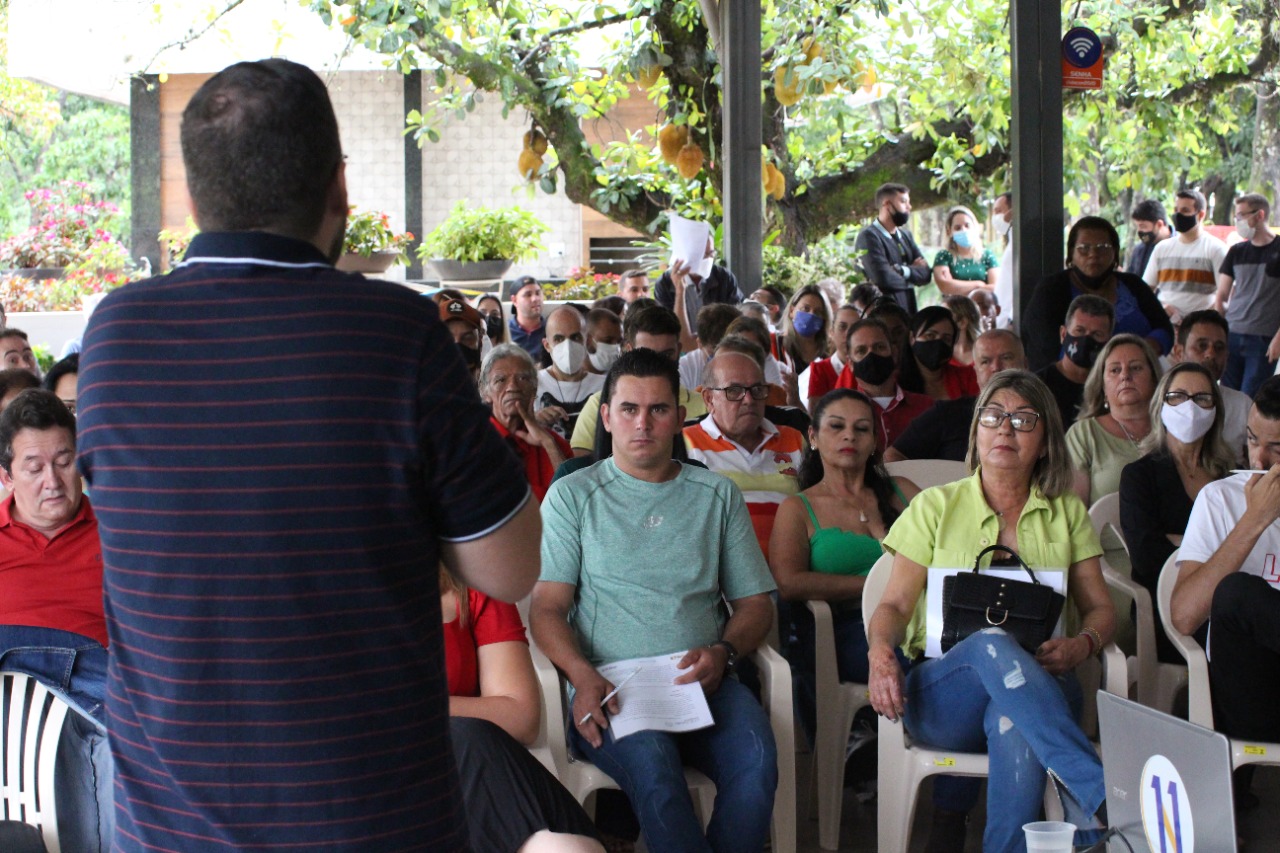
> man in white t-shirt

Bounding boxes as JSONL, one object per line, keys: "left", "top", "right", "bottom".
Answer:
{"left": 534, "top": 306, "right": 605, "bottom": 440}
{"left": 1143, "top": 188, "right": 1228, "bottom": 325}
{"left": 1172, "top": 376, "right": 1280, "bottom": 742}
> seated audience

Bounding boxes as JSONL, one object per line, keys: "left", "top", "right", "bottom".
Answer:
{"left": 885, "top": 329, "right": 1027, "bottom": 463}
{"left": 438, "top": 297, "right": 485, "bottom": 381}
{"left": 1171, "top": 376, "right": 1280, "bottom": 744}
{"left": 477, "top": 294, "right": 507, "bottom": 348}
{"left": 534, "top": 306, "right": 606, "bottom": 440}
{"left": 863, "top": 298, "right": 913, "bottom": 368}
{"left": 685, "top": 345, "right": 805, "bottom": 555}
{"left": 480, "top": 344, "right": 571, "bottom": 501}
{"left": 944, "top": 293, "right": 981, "bottom": 366}
{"left": 749, "top": 286, "right": 786, "bottom": 331}
{"left": 897, "top": 305, "right": 979, "bottom": 401}
{"left": 584, "top": 307, "right": 623, "bottom": 375}
{"left": 0, "top": 328, "right": 40, "bottom": 378}
{"left": 1035, "top": 294, "right": 1116, "bottom": 429}
{"left": 970, "top": 287, "right": 1001, "bottom": 332}
{"left": 724, "top": 315, "right": 786, "bottom": 388}
{"left": 0, "top": 368, "right": 40, "bottom": 410}
{"left": 848, "top": 283, "right": 881, "bottom": 317}
{"left": 1068, "top": 334, "right": 1162, "bottom": 507}
{"left": 931, "top": 205, "right": 998, "bottom": 297}
{"left": 440, "top": 566, "right": 603, "bottom": 853}
{"left": 1022, "top": 216, "right": 1173, "bottom": 371}
{"left": 43, "top": 354, "right": 79, "bottom": 415}
{"left": 592, "top": 294, "right": 627, "bottom": 318}
{"left": 532, "top": 348, "right": 777, "bottom": 853}
{"left": 799, "top": 303, "right": 860, "bottom": 412}
{"left": 678, "top": 302, "right": 742, "bottom": 390}
{"left": 779, "top": 284, "right": 834, "bottom": 375}
{"left": 0, "top": 389, "right": 111, "bottom": 851}
{"left": 1120, "top": 363, "right": 1233, "bottom": 664}
{"left": 1171, "top": 309, "right": 1251, "bottom": 464}
{"left": 869, "top": 370, "right": 1113, "bottom": 853}
{"left": 835, "top": 318, "right": 934, "bottom": 447}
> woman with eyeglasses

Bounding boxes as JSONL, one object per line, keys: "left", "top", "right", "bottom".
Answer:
{"left": 1021, "top": 216, "right": 1173, "bottom": 372}
{"left": 897, "top": 305, "right": 979, "bottom": 402}
{"left": 868, "top": 370, "right": 1113, "bottom": 853}
{"left": 1119, "top": 362, "right": 1234, "bottom": 663}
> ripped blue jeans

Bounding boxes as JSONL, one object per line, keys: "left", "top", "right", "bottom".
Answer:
{"left": 570, "top": 676, "right": 777, "bottom": 853}
{"left": 903, "top": 629, "right": 1104, "bottom": 853}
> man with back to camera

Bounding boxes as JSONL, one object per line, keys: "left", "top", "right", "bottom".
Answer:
{"left": 1143, "top": 188, "right": 1228, "bottom": 325}
{"left": 76, "top": 59, "right": 539, "bottom": 852}
{"left": 855, "top": 182, "right": 933, "bottom": 315}
{"left": 1215, "top": 193, "right": 1280, "bottom": 399}
{"left": 1125, "top": 198, "right": 1172, "bottom": 277}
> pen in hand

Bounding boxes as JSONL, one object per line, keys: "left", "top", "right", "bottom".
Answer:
{"left": 579, "top": 667, "right": 642, "bottom": 726}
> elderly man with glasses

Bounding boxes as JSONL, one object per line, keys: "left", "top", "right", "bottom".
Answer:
{"left": 684, "top": 344, "right": 805, "bottom": 556}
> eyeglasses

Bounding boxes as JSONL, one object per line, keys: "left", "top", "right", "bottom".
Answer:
{"left": 1073, "top": 243, "right": 1115, "bottom": 256}
{"left": 977, "top": 407, "right": 1039, "bottom": 432}
{"left": 710, "top": 383, "right": 771, "bottom": 401}
{"left": 1164, "top": 390, "right": 1215, "bottom": 409}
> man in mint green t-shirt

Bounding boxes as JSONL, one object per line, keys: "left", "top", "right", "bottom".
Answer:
{"left": 530, "top": 348, "right": 777, "bottom": 853}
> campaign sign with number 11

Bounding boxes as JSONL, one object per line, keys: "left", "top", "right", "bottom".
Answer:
{"left": 1141, "top": 754, "right": 1195, "bottom": 853}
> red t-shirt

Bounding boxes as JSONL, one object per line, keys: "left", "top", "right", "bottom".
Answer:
{"left": 943, "top": 360, "right": 980, "bottom": 400}
{"left": 806, "top": 358, "right": 840, "bottom": 406}
{"left": 0, "top": 493, "right": 107, "bottom": 646}
{"left": 442, "top": 588, "right": 528, "bottom": 697}
{"left": 489, "top": 416, "right": 573, "bottom": 503}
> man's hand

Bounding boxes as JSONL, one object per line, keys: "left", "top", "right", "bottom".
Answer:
{"left": 570, "top": 668, "right": 621, "bottom": 749}
{"left": 1267, "top": 328, "right": 1280, "bottom": 363}
{"left": 535, "top": 405, "right": 568, "bottom": 429}
{"left": 1243, "top": 467, "right": 1280, "bottom": 529}
{"left": 512, "top": 402, "right": 558, "bottom": 450}
{"left": 674, "top": 645, "right": 728, "bottom": 695}
{"left": 910, "top": 257, "right": 928, "bottom": 268}
{"left": 669, "top": 259, "right": 691, "bottom": 293}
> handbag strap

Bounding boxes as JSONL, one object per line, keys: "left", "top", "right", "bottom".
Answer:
{"left": 971, "top": 544, "right": 1042, "bottom": 585}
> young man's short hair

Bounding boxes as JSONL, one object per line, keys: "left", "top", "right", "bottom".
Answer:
{"left": 874, "top": 182, "right": 910, "bottom": 207}
{"left": 1253, "top": 375, "right": 1280, "bottom": 420}
{"left": 1177, "top": 309, "right": 1230, "bottom": 346}
{"left": 605, "top": 347, "right": 680, "bottom": 401}
{"left": 1175, "top": 188, "right": 1207, "bottom": 213}
{"left": 623, "top": 305, "right": 682, "bottom": 345}
{"left": 1237, "top": 192, "right": 1271, "bottom": 218}
{"left": 1131, "top": 199, "right": 1168, "bottom": 225}
{"left": 695, "top": 303, "right": 743, "bottom": 348}
{"left": 1064, "top": 294, "right": 1116, "bottom": 331}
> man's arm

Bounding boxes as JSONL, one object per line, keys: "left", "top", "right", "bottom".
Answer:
{"left": 902, "top": 232, "right": 933, "bottom": 286}
{"left": 441, "top": 496, "right": 541, "bottom": 603}
{"left": 673, "top": 592, "right": 773, "bottom": 694}
{"left": 1172, "top": 470, "right": 1280, "bottom": 633}
{"left": 1214, "top": 266, "right": 1235, "bottom": 314}
{"left": 528, "top": 580, "right": 619, "bottom": 748}
{"left": 855, "top": 229, "right": 911, "bottom": 294}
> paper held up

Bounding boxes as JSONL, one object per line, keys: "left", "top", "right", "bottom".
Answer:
{"left": 669, "top": 215, "right": 714, "bottom": 280}
{"left": 597, "top": 651, "right": 714, "bottom": 740}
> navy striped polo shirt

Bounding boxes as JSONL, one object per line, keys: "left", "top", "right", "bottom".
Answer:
{"left": 77, "top": 231, "right": 530, "bottom": 852}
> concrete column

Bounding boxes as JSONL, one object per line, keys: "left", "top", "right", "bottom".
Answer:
{"left": 130, "top": 75, "right": 162, "bottom": 273}
{"left": 719, "top": 3, "right": 762, "bottom": 291}
{"left": 403, "top": 70, "right": 424, "bottom": 280}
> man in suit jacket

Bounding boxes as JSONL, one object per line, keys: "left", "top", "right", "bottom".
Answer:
{"left": 855, "top": 182, "right": 933, "bottom": 315}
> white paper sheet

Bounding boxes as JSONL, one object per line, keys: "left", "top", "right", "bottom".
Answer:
{"left": 924, "top": 567, "right": 1067, "bottom": 659}
{"left": 597, "top": 651, "right": 714, "bottom": 740}
{"left": 669, "top": 215, "right": 713, "bottom": 280}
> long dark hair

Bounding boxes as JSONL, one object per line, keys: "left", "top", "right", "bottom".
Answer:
{"left": 897, "top": 305, "right": 957, "bottom": 394}
{"left": 799, "top": 389, "right": 903, "bottom": 526}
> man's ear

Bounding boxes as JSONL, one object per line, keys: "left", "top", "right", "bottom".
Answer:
{"left": 1059, "top": 326, "right": 1067, "bottom": 345}
{"left": 0, "top": 465, "right": 13, "bottom": 492}
{"left": 328, "top": 158, "right": 349, "bottom": 218}
{"left": 600, "top": 402, "right": 612, "bottom": 434}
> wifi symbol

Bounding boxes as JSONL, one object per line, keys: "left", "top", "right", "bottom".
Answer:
{"left": 1070, "top": 37, "right": 1094, "bottom": 57}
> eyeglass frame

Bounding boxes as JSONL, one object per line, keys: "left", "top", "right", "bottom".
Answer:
{"left": 1073, "top": 243, "right": 1115, "bottom": 256}
{"left": 707, "top": 383, "right": 771, "bottom": 402}
{"left": 1163, "top": 390, "right": 1215, "bottom": 409}
{"left": 976, "top": 406, "right": 1040, "bottom": 432}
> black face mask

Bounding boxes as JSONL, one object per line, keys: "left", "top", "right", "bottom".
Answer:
{"left": 854, "top": 351, "right": 896, "bottom": 386}
{"left": 1173, "top": 212, "right": 1198, "bottom": 233}
{"left": 1073, "top": 269, "right": 1112, "bottom": 291}
{"left": 1137, "top": 230, "right": 1157, "bottom": 245}
{"left": 912, "top": 339, "right": 953, "bottom": 371}
{"left": 890, "top": 210, "right": 910, "bottom": 228}
{"left": 458, "top": 343, "right": 481, "bottom": 371}
{"left": 1062, "top": 332, "right": 1103, "bottom": 369}
{"left": 484, "top": 313, "right": 504, "bottom": 339}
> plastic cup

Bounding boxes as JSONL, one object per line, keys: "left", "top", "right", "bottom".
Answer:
{"left": 1022, "top": 820, "right": 1077, "bottom": 853}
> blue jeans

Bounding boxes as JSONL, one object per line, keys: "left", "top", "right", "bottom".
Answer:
{"left": 0, "top": 626, "right": 113, "bottom": 853}
{"left": 570, "top": 677, "right": 778, "bottom": 853}
{"left": 1223, "top": 332, "right": 1273, "bottom": 399}
{"left": 903, "top": 629, "right": 1104, "bottom": 853}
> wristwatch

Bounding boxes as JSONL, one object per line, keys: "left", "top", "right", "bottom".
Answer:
{"left": 710, "top": 640, "right": 739, "bottom": 673}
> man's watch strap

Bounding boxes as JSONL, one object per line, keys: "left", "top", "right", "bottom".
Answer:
{"left": 710, "top": 639, "right": 739, "bottom": 672}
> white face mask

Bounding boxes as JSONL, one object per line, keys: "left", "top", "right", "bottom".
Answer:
{"left": 1161, "top": 400, "right": 1216, "bottom": 444}
{"left": 1236, "top": 216, "right": 1257, "bottom": 241}
{"left": 995, "top": 215, "right": 1013, "bottom": 238}
{"left": 588, "top": 342, "right": 622, "bottom": 372}
{"left": 551, "top": 339, "right": 587, "bottom": 375}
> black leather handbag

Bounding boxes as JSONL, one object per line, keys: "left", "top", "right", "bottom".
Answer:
{"left": 940, "top": 545, "right": 1066, "bottom": 654}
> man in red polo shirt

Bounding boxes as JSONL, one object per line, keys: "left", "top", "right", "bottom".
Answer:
{"left": 480, "top": 343, "right": 572, "bottom": 502}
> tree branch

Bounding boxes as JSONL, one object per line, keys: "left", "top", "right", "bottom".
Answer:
{"left": 138, "top": 0, "right": 249, "bottom": 74}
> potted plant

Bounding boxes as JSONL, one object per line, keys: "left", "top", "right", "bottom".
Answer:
{"left": 418, "top": 202, "right": 548, "bottom": 283}
{"left": 0, "top": 182, "right": 126, "bottom": 279}
{"left": 338, "top": 207, "right": 415, "bottom": 274}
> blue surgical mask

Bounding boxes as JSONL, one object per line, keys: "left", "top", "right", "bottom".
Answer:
{"left": 792, "top": 310, "right": 824, "bottom": 337}
{"left": 952, "top": 230, "right": 973, "bottom": 249}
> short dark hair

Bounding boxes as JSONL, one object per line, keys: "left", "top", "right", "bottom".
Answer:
{"left": 0, "top": 368, "right": 40, "bottom": 402}
{"left": 0, "top": 389, "right": 75, "bottom": 474}
{"left": 1176, "top": 188, "right": 1207, "bottom": 213}
{"left": 1066, "top": 216, "right": 1121, "bottom": 269}
{"left": 591, "top": 295, "right": 626, "bottom": 317}
{"left": 863, "top": 299, "right": 910, "bottom": 327}
{"left": 1254, "top": 376, "right": 1280, "bottom": 420}
{"left": 755, "top": 286, "right": 786, "bottom": 308}
{"left": 844, "top": 316, "right": 890, "bottom": 351}
{"left": 605, "top": 347, "right": 680, "bottom": 402}
{"left": 42, "top": 353, "right": 78, "bottom": 394}
{"left": 1177, "top": 309, "right": 1230, "bottom": 346}
{"left": 724, "top": 315, "right": 771, "bottom": 351}
{"left": 0, "top": 328, "right": 30, "bottom": 344}
{"left": 623, "top": 305, "right": 681, "bottom": 345}
{"left": 586, "top": 308, "right": 622, "bottom": 333}
{"left": 181, "top": 59, "right": 342, "bottom": 237}
{"left": 1131, "top": 199, "right": 1168, "bottom": 225}
{"left": 874, "top": 182, "right": 910, "bottom": 207}
{"left": 1237, "top": 192, "right": 1271, "bottom": 218}
{"left": 1065, "top": 294, "right": 1115, "bottom": 330}
{"left": 624, "top": 297, "right": 659, "bottom": 317}
{"left": 695, "top": 303, "right": 742, "bottom": 348}
{"left": 619, "top": 269, "right": 648, "bottom": 283}
{"left": 997, "top": 191, "right": 1012, "bottom": 206}
{"left": 849, "top": 283, "right": 881, "bottom": 309}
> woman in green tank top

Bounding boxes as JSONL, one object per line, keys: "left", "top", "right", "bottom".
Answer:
{"left": 768, "top": 389, "right": 920, "bottom": 698}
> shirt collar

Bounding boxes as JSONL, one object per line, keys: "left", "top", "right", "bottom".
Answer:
{"left": 962, "top": 467, "right": 1051, "bottom": 524}
{"left": 699, "top": 412, "right": 778, "bottom": 448}
{"left": 0, "top": 492, "right": 95, "bottom": 536}
{"left": 175, "top": 232, "right": 333, "bottom": 270}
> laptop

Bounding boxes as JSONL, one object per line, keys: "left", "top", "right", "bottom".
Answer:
{"left": 1097, "top": 691, "right": 1237, "bottom": 853}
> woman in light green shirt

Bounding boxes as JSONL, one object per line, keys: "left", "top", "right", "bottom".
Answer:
{"left": 867, "top": 370, "right": 1115, "bottom": 853}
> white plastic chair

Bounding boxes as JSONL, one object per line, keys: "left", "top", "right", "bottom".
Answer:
{"left": 884, "top": 459, "right": 969, "bottom": 490}
{"left": 1156, "top": 552, "right": 1280, "bottom": 771}
{"left": 805, "top": 599, "right": 870, "bottom": 851}
{"left": 527, "top": 635, "right": 796, "bottom": 853}
{"left": 1, "top": 671, "right": 71, "bottom": 853}
{"left": 864, "top": 553, "right": 1127, "bottom": 853}
{"left": 1089, "top": 493, "right": 1187, "bottom": 712}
